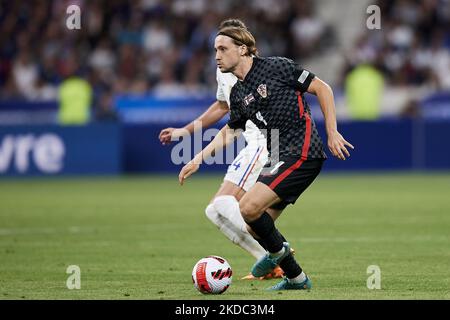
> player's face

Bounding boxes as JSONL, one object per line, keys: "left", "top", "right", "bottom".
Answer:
{"left": 214, "top": 35, "right": 241, "bottom": 73}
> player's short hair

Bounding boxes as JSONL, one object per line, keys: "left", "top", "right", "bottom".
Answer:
{"left": 218, "top": 19, "right": 247, "bottom": 30}
{"left": 217, "top": 26, "right": 258, "bottom": 57}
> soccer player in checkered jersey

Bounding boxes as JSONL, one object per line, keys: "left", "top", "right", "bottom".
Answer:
{"left": 179, "top": 25, "right": 354, "bottom": 290}
{"left": 160, "top": 19, "right": 285, "bottom": 280}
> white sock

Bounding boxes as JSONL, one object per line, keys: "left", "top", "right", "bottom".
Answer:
{"left": 205, "top": 204, "right": 224, "bottom": 227}
{"left": 206, "top": 203, "right": 266, "bottom": 259}
{"left": 213, "top": 195, "right": 247, "bottom": 232}
{"left": 288, "top": 271, "right": 307, "bottom": 284}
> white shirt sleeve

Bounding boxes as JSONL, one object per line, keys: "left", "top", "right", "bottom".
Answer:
{"left": 216, "top": 68, "right": 227, "bottom": 102}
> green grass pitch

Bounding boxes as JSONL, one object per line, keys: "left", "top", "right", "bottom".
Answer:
{"left": 0, "top": 173, "right": 449, "bottom": 300}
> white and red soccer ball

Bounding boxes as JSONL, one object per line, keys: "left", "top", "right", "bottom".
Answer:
{"left": 192, "top": 256, "right": 232, "bottom": 294}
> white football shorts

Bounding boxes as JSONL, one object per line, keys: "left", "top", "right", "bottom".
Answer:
{"left": 223, "top": 145, "right": 268, "bottom": 192}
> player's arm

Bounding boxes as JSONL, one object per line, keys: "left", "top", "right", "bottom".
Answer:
{"left": 307, "top": 77, "right": 354, "bottom": 160}
{"left": 178, "top": 125, "right": 241, "bottom": 185}
{"left": 159, "top": 100, "right": 229, "bottom": 145}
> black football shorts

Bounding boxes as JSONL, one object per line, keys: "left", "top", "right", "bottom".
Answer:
{"left": 257, "top": 157, "right": 324, "bottom": 210}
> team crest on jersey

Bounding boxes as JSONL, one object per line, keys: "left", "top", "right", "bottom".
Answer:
{"left": 257, "top": 84, "right": 267, "bottom": 98}
{"left": 243, "top": 93, "right": 255, "bottom": 106}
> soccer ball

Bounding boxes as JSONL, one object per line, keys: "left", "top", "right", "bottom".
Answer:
{"left": 192, "top": 255, "right": 232, "bottom": 294}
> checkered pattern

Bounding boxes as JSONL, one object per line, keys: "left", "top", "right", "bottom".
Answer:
{"left": 228, "top": 57, "right": 327, "bottom": 160}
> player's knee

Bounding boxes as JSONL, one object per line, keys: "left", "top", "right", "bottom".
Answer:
{"left": 212, "top": 195, "right": 236, "bottom": 213}
{"left": 205, "top": 204, "right": 220, "bottom": 226}
{"left": 239, "top": 200, "right": 260, "bottom": 222}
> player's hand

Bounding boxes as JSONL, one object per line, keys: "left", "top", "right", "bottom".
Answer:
{"left": 327, "top": 130, "right": 354, "bottom": 160}
{"left": 179, "top": 161, "right": 200, "bottom": 185}
{"left": 159, "top": 127, "right": 175, "bottom": 145}
{"left": 159, "top": 128, "right": 187, "bottom": 145}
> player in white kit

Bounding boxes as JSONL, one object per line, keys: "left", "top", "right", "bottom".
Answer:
{"left": 159, "top": 19, "right": 284, "bottom": 280}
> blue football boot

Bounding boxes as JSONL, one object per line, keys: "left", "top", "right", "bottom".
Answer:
{"left": 267, "top": 276, "right": 312, "bottom": 291}
{"left": 251, "top": 242, "right": 290, "bottom": 277}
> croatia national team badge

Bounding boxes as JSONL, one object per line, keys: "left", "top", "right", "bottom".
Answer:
{"left": 257, "top": 84, "right": 267, "bottom": 98}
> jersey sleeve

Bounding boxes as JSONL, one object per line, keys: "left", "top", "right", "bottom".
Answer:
{"left": 273, "top": 57, "right": 315, "bottom": 93}
{"left": 216, "top": 68, "right": 227, "bottom": 102}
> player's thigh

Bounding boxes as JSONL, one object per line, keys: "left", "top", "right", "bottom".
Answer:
{"left": 209, "top": 146, "right": 267, "bottom": 204}
{"left": 224, "top": 146, "right": 268, "bottom": 192}
{"left": 239, "top": 182, "right": 281, "bottom": 221}
{"left": 209, "top": 180, "right": 246, "bottom": 204}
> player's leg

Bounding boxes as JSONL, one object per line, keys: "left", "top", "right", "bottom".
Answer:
{"left": 212, "top": 145, "right": 266, "bottom": 233}
{"left": 212, "top": 146, "right": 291, "bottom": 280}
{"left": 245, "top": 207, "right": 282, "bottom": 239}
{"left": 211, "top": 182, "right": 245, "bottom": 234}
{"left": 246, "top": 207, "right": 288, "bottom": 254}
{"left": 238, "top": 181, "right": 285, "bottom": 254}
{"left": 248, "top": 208, "right": 292, "bottom": 250}
{"left": 206, "top": 203, "right": 259, "bottom": 254}
{"left": 240, "top": 159, "right": 324, "bottom": 290}
{"left": 246, "top": 207, "right": 291, "bottom": 279}
{"left": 210, "top": 180, "right": 246, "bottom": 234}
{"left": 239, "top": 183, "right": 309, "bottom": 287}
{"left": 205, "top": 180, "right": 266, "bottom": 260}
{"left": 205, "top": 146, "right": 268, "bottom": 259}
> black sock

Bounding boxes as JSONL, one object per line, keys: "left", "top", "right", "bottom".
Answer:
{"left": 278, "top": 230, "right": 287, "bottom": 243}
{"left": 248, "top": 214, "right": 300, "bottom": 278}
{"left": 246, "top": 212, "right": 283, "bottom": 253}
{"left": 255, "top": 237, "right": 268, "bottom": 250}
{"left": 279, "top": 253, "right": 302, "bottom": 279}
{"left": 254, "top": 227, "right": 287, "bottom": 251}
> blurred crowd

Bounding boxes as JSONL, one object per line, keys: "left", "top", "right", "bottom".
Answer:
{"left": 0, "top": 0, "right": 332, "bottom": 117}
{"left": 343, "top": 0, "right": 450, "bottom": 90}
{"left": 0, "top": 0, "right": 449, "bottom": 121}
